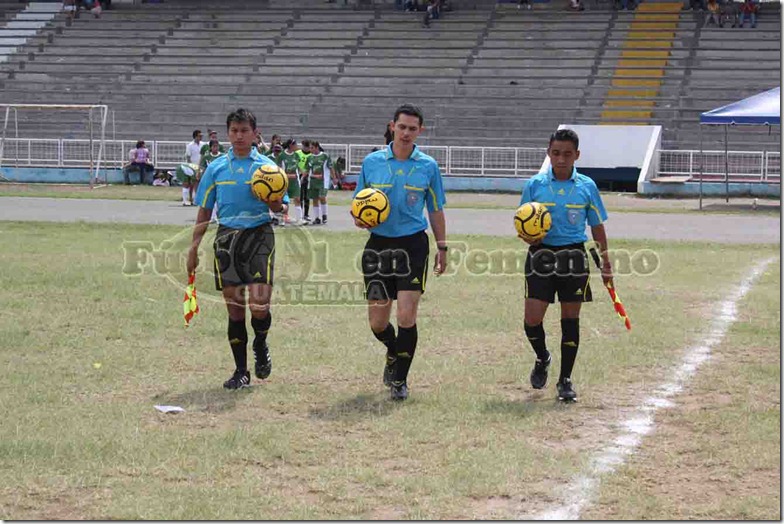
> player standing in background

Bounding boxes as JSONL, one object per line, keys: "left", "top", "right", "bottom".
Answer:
{"left": 352, "top": 104, "right": 448, "bottom": 401}
{"left": 278, "top": 138, "right": 303, "bottom": 226}
{"left": 200, "top": 129, "right": 226, "bottom": 157}
{"left": 200, "top": 139, "right": 224, "bottom": 222}
{"left": 183, "top": 129, "right": 204, "bottom": 206}
{"left": 186, "top": 108, "right": 286, "bottom": 390}
{"left": 519, "top": 128, "right": 613, "bottom": 402}
{"left": 296, "top": 139, "right": 312, "bottom": 223}
{"left": 305, "top": 141, "right": 331, "bottom": 225}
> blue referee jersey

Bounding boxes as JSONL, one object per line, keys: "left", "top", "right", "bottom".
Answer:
{"left": 196, "top": 147, "right": 289, "bottom": 229}
{"left": 520, "top": 167, "right": 608, "bottom": 246}
{"left": 355, "top": 145, "right": 446, "bottom": 238}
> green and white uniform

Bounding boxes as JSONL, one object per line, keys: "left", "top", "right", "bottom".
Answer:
{"left": 278, "top": 150, "right": 301, "bottom": 198}
{"left": 200, "top": 151, "right": 223, "bottom": 173}
{"left": 200, "top": 143, "right": 226, "bottom": 156}
{"left": 175, "top": 163, "right": 200, "bottom": 183}
{"left": 306, "top": 152, "right": 332, "bottom": 199}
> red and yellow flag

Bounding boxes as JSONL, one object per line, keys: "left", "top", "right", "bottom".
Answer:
{"left": 605, "top": 282, "right": 631, "bottom": 331}
{"left": 183, "top": 273, "right": 199, "bottom": 327}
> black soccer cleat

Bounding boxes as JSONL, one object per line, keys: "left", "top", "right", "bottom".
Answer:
{"left": 530, "top": 354, "right": 551, "bottom": 389}
{"left": 223, "top": 369, "right": 251, "bottom": 390}
{"left": 390, "top": 381, "right": 408, "bottom": 401}
{"left": 253, "top": 343, "right": 272, "bottom": 380}
{"left": 322, "top": 215, "right": 328, "bottom": 225}
{"left": 557, "top": 378, "right": 577, "bottom": 402}
{"left": 383, "top": 355, "right": 396, "bottom": 387}
{"left": 313, "top": 218, "right": 322, "bottom": 225}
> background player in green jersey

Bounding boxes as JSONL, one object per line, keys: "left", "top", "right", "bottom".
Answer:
{"left": 306, "top": 141, "right": 331, "bottom": 225}
{"left": 296, "top": 139, "right": 312, "bottom": 223}
{"left": 278, "top": 138, "right": 303, "bottom": 225}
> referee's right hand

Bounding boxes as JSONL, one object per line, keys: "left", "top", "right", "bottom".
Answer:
{"left": 350, "top": 212, "right": 371, "bottom": 229}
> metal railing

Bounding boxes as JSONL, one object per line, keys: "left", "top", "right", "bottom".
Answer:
{"left": 658, "top": 149, "right": 781, "bottom": 182}
{"left": 0, "top": 138, "right": 780, "bottom": 183}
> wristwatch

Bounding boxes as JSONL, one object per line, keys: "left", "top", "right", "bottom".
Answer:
{"left": 437, "top": 245, "right": 448, "bottom": 252}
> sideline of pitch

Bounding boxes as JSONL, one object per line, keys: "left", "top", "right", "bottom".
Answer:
{"left": 525, "top": 257, "right": 776, "bottom": 520}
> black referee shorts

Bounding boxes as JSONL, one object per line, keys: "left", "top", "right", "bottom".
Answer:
{"left": 524, "top": 242, "right": 592, "bottom": 304}
{"left": 212, "top": 223, "right": 275, "bottom": 290}
{"left": 362, "top": 231, "right": 429, "bottom": 301}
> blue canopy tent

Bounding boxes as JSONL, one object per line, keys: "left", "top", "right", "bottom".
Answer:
{"left": 698, "top": 87, "right": 781, "bottom": 208}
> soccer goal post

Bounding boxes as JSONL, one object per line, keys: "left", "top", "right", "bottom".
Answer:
{"left": 0, "top": 104, "right": 109, "bottom": 188}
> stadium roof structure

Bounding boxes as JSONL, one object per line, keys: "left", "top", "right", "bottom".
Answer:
{"left": 700, "top": 87, "right": 781, "bottom": 126}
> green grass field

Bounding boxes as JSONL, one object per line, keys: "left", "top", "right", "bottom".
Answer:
{"left": 0, "top": 222, "right": 779, "bottom": 519}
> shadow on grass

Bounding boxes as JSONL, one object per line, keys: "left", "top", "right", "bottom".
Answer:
{"left": 308, "top": 393, "right": 400, "bottom": 421}
{"left": 152, "top": 385, "right": 253, "bottom": 414}
{"left": 482, "top": 395, "right": 562, "bottom": 418}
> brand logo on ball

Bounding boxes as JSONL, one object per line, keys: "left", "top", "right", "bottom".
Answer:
{"left": 251, "top": 165, "right": 288, "bottom": 201}
{"left": 352, "top": 188, "right": 391, "bottom": 228}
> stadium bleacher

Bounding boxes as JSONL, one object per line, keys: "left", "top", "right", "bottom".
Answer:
{"left": 0, "top": 0, "right": 779, "bottom": 151}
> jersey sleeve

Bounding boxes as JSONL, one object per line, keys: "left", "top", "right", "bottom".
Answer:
{"left": 426, "top": 161, "right": 446, "bottom": 213}
{"left": 353, "top": 159, "right": 369, "bottom": 198}
{"left": 195, "top": 161, "right": 218, "bottom": 210}
{"left": 586, "top": 181, "right": 608, "bottom": 226}
{"left": 519, "top": 178, "right": 535, "bottom": 206}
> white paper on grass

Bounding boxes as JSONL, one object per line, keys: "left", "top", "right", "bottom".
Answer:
{"left": 154, "top": 405, "right": 185, "bottom": 414}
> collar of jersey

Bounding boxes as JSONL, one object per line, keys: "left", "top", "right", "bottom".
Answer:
{"left": 547, "top": 166, "right": 577, "bottom": 182}
{"left": 228, "top": 147, "right": 262, "bottom": 162}
{"left": 385, "top": 144, "right": 421, "bottom": 161}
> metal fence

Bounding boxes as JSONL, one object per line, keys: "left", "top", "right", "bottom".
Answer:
{"left": 0, "top": 138, "right": 781, "bottom": 183}
{"left": 658, "top": 149, "right": 781, "bottom": 182}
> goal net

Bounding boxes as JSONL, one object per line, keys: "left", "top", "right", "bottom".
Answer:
{"left": 0, "top": 104, "right": 109, "bottom": 187}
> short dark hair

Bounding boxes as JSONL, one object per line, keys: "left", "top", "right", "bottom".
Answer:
{"left": 209, "top": 139, "right": 219, "bottom": 148}
{"left": 393, "top": 104, "right": 424, "bottom": 126}
{"left": 549, "top": 128, "right": 579, "bottom": 150}
{"left": 226, "top": 108, "right": 257, "bottom": 131}
{"left": 311, "top": 140, "right": 320, "bottom": 149}
{"left": 301, "top": 139, "right": 311, "bottom": 148}
{"left": 192, "top": 129, "right": 201, "bottom": 139}
{"left": 136, "top": 140, "right": 144, "bottom": 148}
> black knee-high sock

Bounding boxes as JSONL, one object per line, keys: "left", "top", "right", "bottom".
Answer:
{"left": 228, "top": 318, "right": 248, "bottom": 372}
{"left": 373, "top": 323, "right": 396, "bottom": 361}
{"left": 524, "top": 322, "right": 550, "bottom": 361}
{"left": 559, "top": 318, "right": 580, "bottom": 381}
{"left": 393, "top": 325, "right": 418, "bottom": 383}
{"left": 251, "top": 313, "right": 272, "bottom": 354}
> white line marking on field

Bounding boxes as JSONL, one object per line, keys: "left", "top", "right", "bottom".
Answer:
{"left": 529, "top": 257, "right": 776, "bottom": 521}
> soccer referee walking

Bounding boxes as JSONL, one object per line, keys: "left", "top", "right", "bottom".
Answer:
{"left": 520, "top": 129, "right": 613, "bottom": 402}
{"left": 353, "top": 104, "right": 448, "bottom": 401}
{"left": 186, "top": 109, "right": 286, "bottom": 390}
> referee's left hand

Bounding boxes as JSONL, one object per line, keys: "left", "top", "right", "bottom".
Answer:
{"left": 434, "top": 249, "right": 447, "bottom": 276}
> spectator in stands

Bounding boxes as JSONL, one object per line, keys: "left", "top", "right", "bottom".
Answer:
{"left": 569, "top": 0, "right": 585, "bottom": 11}
{"left": 720, "top": 0, "right": 738, "bottom": 26}
{"left": 518, "top": 0, "right": 532, "bottom": 9}
{"left": 63, "top": 0, "right": 77, "bottom": 20}
{"left": 124, "top": 140, "right": 154, "bottom": 185}
{"left": 685, "top": 0, "right": 706, "bottom": 11}
{"left": 423, "top": 0, "right": 442, "bottom": 27}
{"left": 81, "top": 0, "right": 101, "bottom": 18}
{"left": 737, "top": 0, "right": 758, "bottom": 27}
{"left": 705, "top": 0, "right": 722, "bottom": 26}
{"left": 404, "top": 0, "right": 419, "bottom": 11}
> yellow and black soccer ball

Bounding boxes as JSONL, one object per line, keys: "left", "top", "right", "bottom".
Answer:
{"left": 351, "top": 188, "right": 391, "bottom": 227}
{"left": 251, "top": 164, "right": 288, "bottom": 201}
{"left": 514, "top": 202, "right": 552, "bottom": 241}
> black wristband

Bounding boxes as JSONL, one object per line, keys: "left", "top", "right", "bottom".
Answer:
{"left": 437, "top": 245, "right": 448, "bottom": 252}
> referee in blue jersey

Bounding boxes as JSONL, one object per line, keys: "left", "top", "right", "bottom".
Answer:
{"left": 353, "top": 104, "right": 448, "bottom": 401}
{"left": 186, "top": 109, "right": 288, "bottom": 390}
{"left": 520, "top": 129, "right": 614, "bottom": 402}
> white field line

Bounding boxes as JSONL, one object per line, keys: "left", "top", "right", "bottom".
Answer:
{"left": 529, "top": 257, "right": 777, "bottom": 521}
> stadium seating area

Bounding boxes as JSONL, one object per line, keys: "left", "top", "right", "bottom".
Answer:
{"left": 0, "top": 0, "right": 779, "bottom": 150}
